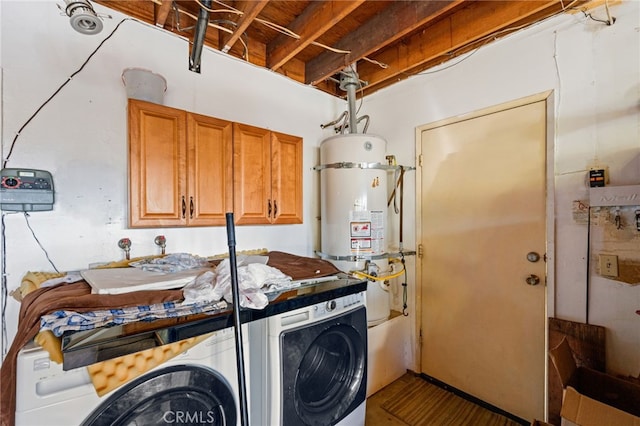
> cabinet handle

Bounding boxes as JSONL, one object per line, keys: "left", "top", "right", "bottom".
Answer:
{"left": 181, "top": 196, "right": 186, "bottom": 218}
{"left": 268, "top": 199, "right": 272, "bottom": 218}
{"left": 273, "top": 200, "right": 278, "bottom": 218}
{"left": 190, "top": 197, "right": 194, "bottom": 219}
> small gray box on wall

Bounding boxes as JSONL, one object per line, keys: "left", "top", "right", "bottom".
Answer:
{"left": 0, "top": 168, "right": 54, "bottom": 211}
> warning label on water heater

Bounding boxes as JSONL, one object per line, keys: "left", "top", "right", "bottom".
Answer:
{"left": 349, "top": 210, "right": 384, "bottom": 254}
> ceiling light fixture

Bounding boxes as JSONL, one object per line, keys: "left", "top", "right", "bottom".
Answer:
{"left": 61, "top": 0, "right": 104, "bottom": 35}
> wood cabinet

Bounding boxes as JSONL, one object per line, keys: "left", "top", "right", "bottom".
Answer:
{"left": 128, "top": 100, "right": 302, "bottom": 227}
{"left": 128, "top": 99, "right": 232, "bottom": 227}
{"left": 233, "top": 123, "right": 303, "bottom": 225}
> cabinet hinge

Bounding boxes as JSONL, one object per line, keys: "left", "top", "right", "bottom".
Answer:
{"left": 418, "top": 244, "right": 424, "bottom": 259}
{"left": 418, "top": 154, "right": 423, "bottom": 167}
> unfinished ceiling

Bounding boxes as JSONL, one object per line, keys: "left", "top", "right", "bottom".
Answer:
{"left": 94, "top": 0, "right": 594, "bottom": 98}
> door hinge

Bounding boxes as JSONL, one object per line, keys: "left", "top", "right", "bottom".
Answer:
{"left": 418, "top": 244, "right": 424, "bottom": 259}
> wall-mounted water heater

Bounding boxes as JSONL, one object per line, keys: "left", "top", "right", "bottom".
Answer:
{"left": 0, "top": 168, "right": 54, "bottom": 211}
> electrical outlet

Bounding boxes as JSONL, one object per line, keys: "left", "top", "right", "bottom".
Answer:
{"left": 599, "top": 254, "right": 619, "bottom": 277}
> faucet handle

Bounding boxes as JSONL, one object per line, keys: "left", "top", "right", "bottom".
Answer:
{"left": 118, "top": 238, "right": 132, "bottom": 260}
{"left": 154, "top": 235, "right": 167, "bottom": 254}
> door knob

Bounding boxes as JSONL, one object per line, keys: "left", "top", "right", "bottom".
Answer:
{"left": 525, "top": 274, "right": 540, "bottom": 286}
{"left": 526, "top": 252, "right": 541, "bottom": 262}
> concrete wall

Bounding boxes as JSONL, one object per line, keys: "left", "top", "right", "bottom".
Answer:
{"left": 361, "top": 1, "right": 640, "bottom": 376}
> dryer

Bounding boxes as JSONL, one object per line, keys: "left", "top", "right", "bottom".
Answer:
{"left": 250, "top": 291, "right": 367, "bottom": 426}
{"left": 15, "top": 326, "right": 248, "bottom": 426}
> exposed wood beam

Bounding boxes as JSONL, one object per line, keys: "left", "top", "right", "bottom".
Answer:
{"left": 154, "top": 0, "right": 173, "bottom": 28}
{"left": 267, "top": 0, "right": 366, "bottom": 71}
{"left": 94, "top": 0, "right": 154, "bottom": 22}
{"left": 221, "top": 0, "right": 269, "bottom": 54}
{"left": 357, "top": 0, "right": 591, "bottom": 96}
{"left": 305, "top": 0, "right": 464, "bottom": 85}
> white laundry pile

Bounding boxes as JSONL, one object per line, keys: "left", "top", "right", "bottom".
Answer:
{"left": 40, "top": 272, "right": 84, "bottom": 288}
{"left": 182, "top": 255, "right": 292, "bottom": 309}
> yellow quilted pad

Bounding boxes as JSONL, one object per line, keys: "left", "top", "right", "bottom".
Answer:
{"left": 87, "top": 333, "right": 212, "bottom": 396}
{"left": 34, "top": 331, "right": 63, "bottom": 364}
{"left": 14, "top": 271, "right": 65, "bottom": 301}
{"left": 209, "top": 247, "right": 268, "bottom": 259}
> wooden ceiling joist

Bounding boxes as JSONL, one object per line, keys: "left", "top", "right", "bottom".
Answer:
{"left": 267, "top": 0, "right": 366, "bottom": 72}
{"left": 153, "top": 0, "right": 172, "bottom": 28}
{"left": 92, "top": 0, "right": 596, "bottom": 98}
{"left": 220, "top": 0, "right": 269, "bottom": 53}
{"left": 357, "top": 0, "right": 582, "bottom": 96}
{"left": 304, "top": 0, "right": 464, "bottom": 86}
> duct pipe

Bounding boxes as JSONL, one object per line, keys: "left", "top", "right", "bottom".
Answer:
{"left": 339, "top": 66, "right": 359, "bottom": 134}
{"left": 346, "top": 82, "right": 358, "bottom": 133}
{"left": 189, "top": 0, "right": 211, "bottom": 73}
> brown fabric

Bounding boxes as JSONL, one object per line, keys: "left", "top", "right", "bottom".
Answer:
{"left": 0, "top": 251, "right": 339, "bottom": 425}
{"left": 0, "top": 282, "right": 184, "bottom": 426}
{"left": 263, "top": 251, "right": 341, "bottom": 280}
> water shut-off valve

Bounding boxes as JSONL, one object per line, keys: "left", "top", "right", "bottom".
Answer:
{"left": 154, "top": 235, "right": 167, "bottom": 254}
{"left": 118, "top": 238, "right": 132, "bottom": 260}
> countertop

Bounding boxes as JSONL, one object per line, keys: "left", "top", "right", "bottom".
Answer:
{"left": 60, "top": 274, "right": 367, "bottom": 370}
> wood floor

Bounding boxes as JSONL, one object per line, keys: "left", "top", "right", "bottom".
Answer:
{"left": 365, "top": 373, "right": 525, "bottom": 426}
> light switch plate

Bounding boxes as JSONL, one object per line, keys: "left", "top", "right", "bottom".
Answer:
{"left": 599, "top": 254, "right": 619, "bottom": 277}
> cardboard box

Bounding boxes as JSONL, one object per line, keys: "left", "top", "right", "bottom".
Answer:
{"left": 549, "top": 338, "right": 640, "bottom": 426}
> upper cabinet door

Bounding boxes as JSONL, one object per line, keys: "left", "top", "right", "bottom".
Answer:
{"left": 233, "top": 123, "right": 272, "bottom": 225}
{"left": 129, "top": 100, "right": 303, "bottom": 227}
{"left": 128, "top": 99, "right": 187, "bottom": 227}
{"left": 271, "top": 132, "right": 303, "bottom": 224}
{"left": 187, "top": 113, "right": 233, "bottom": 226}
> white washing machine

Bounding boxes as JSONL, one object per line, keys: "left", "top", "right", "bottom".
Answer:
{"left": 250, "top": 291, "right": 367, "bottom": 426}
{"left": 15, "top": 326, "right": 249, "bottom": 426}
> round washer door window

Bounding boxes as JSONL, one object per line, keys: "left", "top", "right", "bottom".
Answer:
{"left": 293, "top": 324, "right": 365, "bottom": 425}
{"left": 82, "top": 365, "right": 237, "bottom": 426}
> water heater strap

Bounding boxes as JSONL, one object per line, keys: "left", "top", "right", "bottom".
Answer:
{"left": 314, "top": 162, "right": 402, "bottom": 171}
{"left": 315, "top": 251, "right": 416, "bottom": 262}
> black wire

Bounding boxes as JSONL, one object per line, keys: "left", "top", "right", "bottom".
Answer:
{"left": 401, "top": 253, "right": 408, "bottom": 316}
{"left": 23, "top": 213, "right": 59, "bottom": 273}
{"left": 1, "top": 213, "right": 8, "bottom": 360}
{"left": 0, "top": 17, "right": 133, "bottom": 361}
{"left": 582, "top": 11, "right": 615, "bottom": 25}
{"left": 2, "top": 18, "right": 132, "bottom": 169}
{"left": 586, "top": 207, "right": 591, "bottom": 324}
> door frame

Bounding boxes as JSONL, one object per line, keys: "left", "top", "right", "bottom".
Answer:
{"left": 414, "top": 90, "right": 556, "bottom": 418}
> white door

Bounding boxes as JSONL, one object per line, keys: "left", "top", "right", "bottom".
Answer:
{"left": 418, "top": 96, "right": 549, "bottom": 421}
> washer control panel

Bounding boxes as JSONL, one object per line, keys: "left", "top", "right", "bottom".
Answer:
{"left": 0, "top": 168, "right": 54, "bottom": 211}
{"left": 313, "top": 291, "right": 365, "bottom": 319}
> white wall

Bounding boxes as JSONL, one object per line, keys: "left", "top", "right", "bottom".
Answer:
{"left": 0, "top": 0, "right": 343, "bottom": 358}
{"left": 2, "top": 0, "right": 638, "bottom": 381}
{"left": 361, "top": 1, "right": 640, "bottom": 376}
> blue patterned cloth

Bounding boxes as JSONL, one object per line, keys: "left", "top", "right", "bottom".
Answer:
{"left": 40, "top": 300, "right": 228, "bottom": 337}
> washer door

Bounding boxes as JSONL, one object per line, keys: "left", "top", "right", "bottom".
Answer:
{"left": 280, "top": 306, "right": 367, "bottom": 426}
{"left": 82, "top": 365, "right": 237, "bottom": 426}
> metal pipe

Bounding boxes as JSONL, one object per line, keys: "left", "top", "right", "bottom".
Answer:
{"left": 189, "top": 0, "right": 211, "bottom": 73}
{"left": 346, "top": 83, "right": 358, "bottom": 133}
{"left": 339, "top": 66, "right": 359, "bottom": 134}
{"left": 225, "top": 213, "right": 249, "bottom": 426}
{"left": 320, "top": 111, "right": 348, "bottom": 130}
{"left": 356, "top": 115, "right": 370, "bottom": 133}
